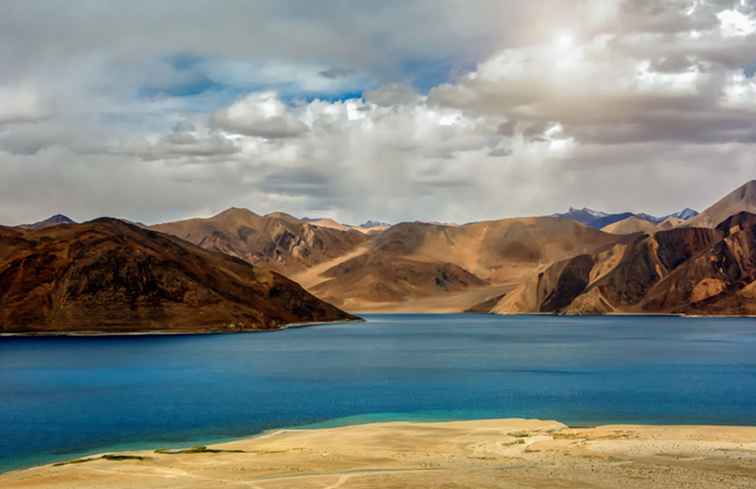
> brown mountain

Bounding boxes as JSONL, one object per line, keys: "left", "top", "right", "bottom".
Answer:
{"left": 481, "top": 212, "right": 755, "bottom": 316}
{"left": 601, "top": 216, "right": 658, "bottom": 235}
{"left": 685, "top": 180, "right": 756, "bottom": 228}
{"left": 151, "top": 208, "right": 369, "bottom": 276}
{"left": 297, "top": 217, "right": 622, "bottom": 311}
{"left": 0, "top": 218, "right": 356, "bottom": 334}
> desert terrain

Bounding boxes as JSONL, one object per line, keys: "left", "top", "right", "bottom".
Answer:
{"left": 4, "top": 419, "right": 756, "bottom": 489}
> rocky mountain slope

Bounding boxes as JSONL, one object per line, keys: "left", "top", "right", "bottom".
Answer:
{"left": 480, "top": 212, "right": 755, "bottom": 316}
{"left": 152, "top": 208, "right": 368, "bottom": 276}
{"left": 0, "top": 219, "right": 356, "bottom": 334}
{"left": 302, "top": 217, "right": 622, "bottom": 310}
{"left": 685, "top": 180, "right": 756, "bottom": 228}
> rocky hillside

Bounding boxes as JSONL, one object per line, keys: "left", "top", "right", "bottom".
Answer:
{"left": 0, "top": 219, "right": 356, "bottom": 334}
{"left": 480, "top": 212, "right": 755, "bottom": 315}
{"left": 303, "top": 217, "right": 622, "bottom": 310}
{"left": 152, "top": 208, "right": 368, "bottom": 276}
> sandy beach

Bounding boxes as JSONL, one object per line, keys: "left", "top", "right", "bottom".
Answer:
{"left": 3, "top": 418, "right": 756, "bottom": 488}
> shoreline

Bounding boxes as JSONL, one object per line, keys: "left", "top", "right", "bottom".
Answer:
{"left": 0, "top": 318, "right": 364, "bottom": 338}
{"left": 5, "top": 413, "right": 756, "bottom": 476}
{"left": 3, "top": 313, "right": 753, "bottom": 337}
{"left": 4, "top": 417, "right": 756, "bottom": 488}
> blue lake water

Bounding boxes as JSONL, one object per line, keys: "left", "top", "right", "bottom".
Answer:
{"left": 2, "top": 313, "right": 756, "bottom": 472}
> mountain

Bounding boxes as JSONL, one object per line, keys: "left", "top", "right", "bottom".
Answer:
{"left": 0, "top": 219, "right": 355, "bottom": 334}
{"left": 658, "top": 216, "right": 685, "bottom": 230}
{"left": 479, "top": 212, "right": 755, "bottom": 316}
{"left": 152, "top": 208, "right": 369, "bottom": 276}
{"left": 303, "top": 217, "right": 390, "bottom": 235}
{"left": 18, "top": 214, "right": 76, "bottom": 230}
{"left": 601, "top": 216, "right": 658, "bottom": 235}
{"left": 553, "top": 207, "right": 699, "bottom": 229}
{"left": 666, "top": 208, "right": 699, "bottom": 221}
{"left": 302, "top": 217, "right": 353, "bottom": 232}
{"left": 685, "top": 180, "right": 756, "bottom": 228}
{"left": 359, "top": 220, "right": 390, "bottom": 228}
{"left": 296, "top": 217, "right": 622, "bottom": 311}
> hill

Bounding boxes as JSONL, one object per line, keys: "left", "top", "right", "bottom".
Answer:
{"left": 0, "top": 219, "right": 356, "bottom": 334}
{"left": 151, "top": 208, "right": 368, "bottom": 276}
{"left": 481, "top": 212, "right": 755, "bottom": 316}
{"left": 601, "top": 216, "right": 658, "bottom": 235}
{"left": 300, "top": 217, "right": 622, "bottom": 311}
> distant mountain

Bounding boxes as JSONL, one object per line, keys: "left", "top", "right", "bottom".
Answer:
{"left": 151, "top": 208, "right": 369, "bottom": 276}
{"left": 303, "top": 217, "right": 390, "bottom": 235}
{"left": 666, "top": 208, "right": 699, "bottom": 221}
{"left": 18, "top": 214, "right": 75, "bottom": 230}
{"left": 478, "top": 212, "right": 756, "bottom": 316}
{"left": 0, "top": 219, "right": 355, "bottom": 334}
{"left": 299, "top": 217, "right": 622, "bottom": 311}
{"left": 358, "top": 220, "right": 391, "bottom": 228}
{"left": 552, "top": 207, "right": 610, "bottom": 226}
{"left": 554, "top": 206, "right": 699, "bottom": 229}
{"left": 601, "top": 216, "right": 659, "bottom": 235}
{"left": 685, "top": 180, "right": 756, "bottom": 228}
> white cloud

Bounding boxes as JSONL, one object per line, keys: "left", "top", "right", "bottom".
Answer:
{"left": 0, "top": 86, "right": 48, "bottom": 125}
{"left": 1, "top": 1, "right": 755, "bottom": 226}
{"left": 717, "top": 8, "right": 756, "bottom": 37}
{"left": 213, "top": 92, "right": 310, "bottom": 139}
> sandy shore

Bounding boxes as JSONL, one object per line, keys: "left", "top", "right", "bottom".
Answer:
{"left": 3, "top": 419, "right": 756, "bottom": 488}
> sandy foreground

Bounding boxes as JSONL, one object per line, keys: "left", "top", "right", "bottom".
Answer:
{"left": 3, "top": 419, "right": 756, "bottom": 489}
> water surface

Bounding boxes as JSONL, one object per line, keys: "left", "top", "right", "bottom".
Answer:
{"left": 2, "top": 314, "right": 755, "bottom": 472}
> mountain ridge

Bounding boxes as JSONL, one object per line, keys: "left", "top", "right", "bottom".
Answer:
{"left": 0, "top": 218, "right": 356, "bottom": 334}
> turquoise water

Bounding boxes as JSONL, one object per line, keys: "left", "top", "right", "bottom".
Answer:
{"left": 2, "top": 313, "right": 756, "bottom": 472}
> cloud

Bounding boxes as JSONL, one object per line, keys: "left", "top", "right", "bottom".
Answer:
{"left": 0, "top": 1, "right": 755, "bottom": 226}
{"left": 212, "top": 92, "right": 310, "bottom": 139}
{"left": 0, "top": 86, "right": 49, "bottom": 125}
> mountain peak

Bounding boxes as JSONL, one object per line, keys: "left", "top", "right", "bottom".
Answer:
{"left": 359, "top": 220, "right": 390, "bottom": 228}
{"left": 19, "top": 214, "right": 76, "bottom": 230}
{"left": 213, "top": 207, "right": 259, "bottom": 219}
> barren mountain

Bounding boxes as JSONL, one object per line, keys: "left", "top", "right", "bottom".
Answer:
{"left": 304, "top": 217, "right": 390, "bottom": 235}
{"left": 601, "top": 216, "right": 658, "bottom": 235}
{"left": 152, "top": 208, "right": 368, "bottom": 276}
{"left": 0, "top": 219, "right": 356, "bottom": 334}
{"left": 685, "top": 180, "right": 756, "bottom": 228}
{"left": 483, "top": 212, "right": 755, "bottom": 316}
{"left": 301, "top": 217, "right": 621, "bottom": 311}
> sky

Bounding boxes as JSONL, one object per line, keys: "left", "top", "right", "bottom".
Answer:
{"left": 0, "top": 0, "right": 755, "bottom": 226}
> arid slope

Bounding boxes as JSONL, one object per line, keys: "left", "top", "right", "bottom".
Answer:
{"left": 484, "top": 212, "right": 756, "bottom": 315}
{"left": 0, "top": 219, "right": 356, "bottom": 334}
{"left": 152, "top": 208, "right": 368, "bottom": 276}
{"left": 309, "top": 217, "right": 622, "bottom": 310}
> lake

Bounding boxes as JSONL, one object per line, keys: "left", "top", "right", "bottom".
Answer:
{"left": 2, "top": 313, "right": 756, "bottom": 472}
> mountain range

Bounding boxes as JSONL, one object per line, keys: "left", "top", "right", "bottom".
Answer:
{"left": 0, "top": 218, "right": 355, "bottom": 334}
{"left": 552, "top": 207, "right": 699, "bottom": 229}
{"left": 3, "top": 180, "right": 754, "bottom": 332}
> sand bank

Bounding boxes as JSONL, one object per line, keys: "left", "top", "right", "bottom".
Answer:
{"left": 3, "top": 418, "right": 756, "bottom": 488}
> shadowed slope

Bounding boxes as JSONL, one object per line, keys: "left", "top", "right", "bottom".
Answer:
{"left": 0, "top": 219, "right": 356, "bottom": 333}
{"left": 484, "top": 213, "right": 755, "bottom": 315}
